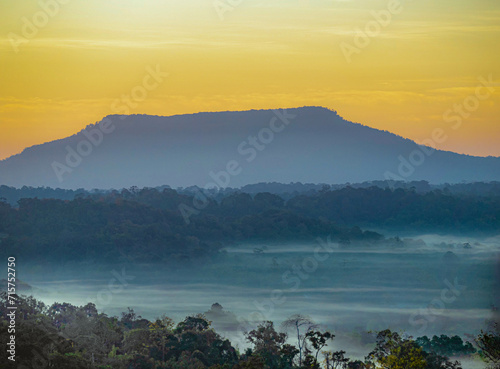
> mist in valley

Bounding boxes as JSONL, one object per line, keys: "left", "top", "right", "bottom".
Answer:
{"left": 16, "top": 234, "right": 499, "bottom": 367}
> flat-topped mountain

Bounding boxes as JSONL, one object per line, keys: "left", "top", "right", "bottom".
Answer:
{"left": 1, "top": 107, "right": 499, "bottom": 189}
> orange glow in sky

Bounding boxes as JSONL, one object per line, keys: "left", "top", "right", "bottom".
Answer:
{"left": 0, "top": 0, "right": 499, "bottom": 160}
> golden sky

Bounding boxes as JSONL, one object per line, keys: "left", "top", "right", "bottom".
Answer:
{"left": 1, "top": 0, "right": 499, "bottom": 160}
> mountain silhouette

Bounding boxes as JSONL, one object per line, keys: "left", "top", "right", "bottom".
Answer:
{"left": 1, "top": 107, "right": 499, "bottom": 189}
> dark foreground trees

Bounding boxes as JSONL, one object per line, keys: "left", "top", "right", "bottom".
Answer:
{"left": 476, "top": 321, "right": 500, "bottom": 369}
{"left": 367, "top": 330, "right": 463, "bottom": 369}
{"left": 415, "top": 335, "right": 476, "bottom": 357}
{"left": 0, "top": 294, "right": 491, "bottom": 369}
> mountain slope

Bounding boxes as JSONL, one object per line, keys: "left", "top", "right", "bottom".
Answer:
{"left": 1, "top": 107, "right": 499, "bottom": 189}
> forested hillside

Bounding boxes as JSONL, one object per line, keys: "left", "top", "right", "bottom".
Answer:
{"left": 0, "top": 186, "right": 499, "bottom": 262}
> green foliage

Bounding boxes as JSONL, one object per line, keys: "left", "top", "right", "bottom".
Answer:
{"left": 246, "top": 321, "right": 298, "bottom": 369}
{"left": 306, "top": 330, "right": 334, "bottom": 363}
{"left": 0, "top": 191, "right": 376, "bottom": 263}
{"left": 323, "top": 350, "right": 349, "bottom": 369}
{"left": 286, "top": 186, "right": 500, "bottom": 233}
{"left": 0, "top": 293, "right": 478, "bottom": 369}
{"left": 2, "top": 184, "right": 499, "bottom": 262}
{"left": 415, "top": 335, "right": 476, "bottom": 357}
{"left": 367, "top": 330, "right": 461, "bottom": 369}
{"left": 476, "top": 321, "right": 500, "bottom": 369}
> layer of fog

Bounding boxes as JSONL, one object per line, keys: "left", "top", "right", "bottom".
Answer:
{"left": 12, "top": 234, "right": 499, "bottom": 368}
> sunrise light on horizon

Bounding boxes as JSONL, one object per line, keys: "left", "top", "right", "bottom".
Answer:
{"left": 1, "top": 0, "right": 499, "bottom": 160}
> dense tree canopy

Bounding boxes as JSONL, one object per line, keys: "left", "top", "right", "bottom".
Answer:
{"left": 0, "top": 294, "right": 488, "bottom": 369}
{"left": 0, "top": 191, "right": 379, "bottom": 263}
{"left": 1, "top": 184, "right": 499, "bottom": 262}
